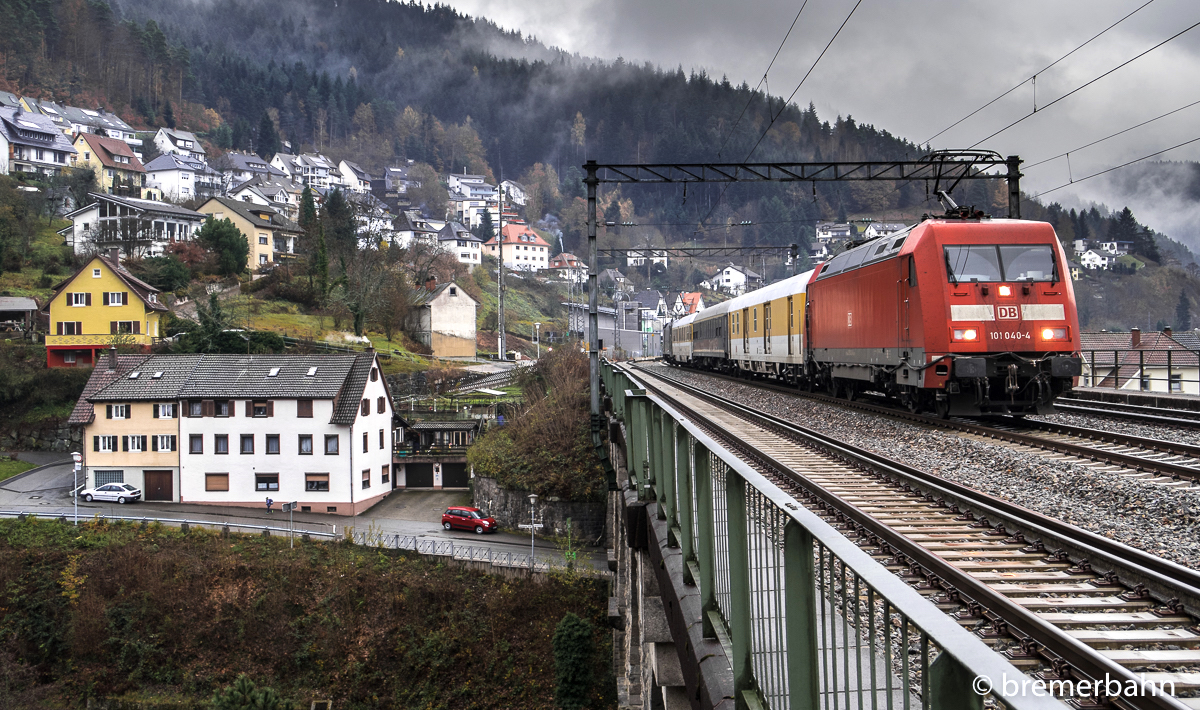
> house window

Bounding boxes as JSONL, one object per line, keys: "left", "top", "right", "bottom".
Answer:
{"left": 216, "top": 400, "right": 230, "bottom": 417}
{"left": 381, "top": 465, "right": 390, "bottom": 484}
{"left": 189, "top": 434, "right": 203, "bottom": 454}
{"left": 299, "top": 434, "right": 313, "bottom": 455}
{"left": 240, "top": 434, "right": 254, "bottom": 454}
{"left": 153, "top": 435, "right": 176, "bottom": 452}
{"left": 360, "top": 399, "right": 370, "bottom": 416}
{"left": 57, "top": 321, "right": 83, "bottom": 335}
{"left": 259, "top": 255, "right": 267, "bottom": 264}
{"left": 111, "top": 321, "right": 140, "bottom": 334}
{"left": 94, "top": 435, "right": 118, "bottom": 452}
{"left": 252, "top": 401, "right": 269, "bottom": 417}
{"left": 94, "top": 469, "right": 123, "bottom": 486}
{"left": 1141, "top": 373, "right": 1150, "bottom": 391}
{"left": 63, "top": 352, "right": 77, "bottom": 364}
{"left": 362, "top": 469, "right": 371, "bottom": 489}
{"left": 214, "top": 434, "right": 229, "bottom": 454}
{"left": 266, "top": 434, "right": 280, "bottom": 454}
{"left": 449, "top": 287, "right": 457, "bottom": 296}
{"left": 255, "top": 474, "right": 279, "bottom": 491}
{"left": 69, "top": 292, "right": 88, "bottom": 306}
{"left": 362, "top": 432, "right": 369, "bottom": 453}
{"left": 189, "top": 401, "right": 203, "bottom": 417}
{"left": 1171, "top": 374, "right": 1183, "bottom": 392}
{"left": 205, "top": 473, "right": 229, "bottom": 491}
{"left": 259, "top": 236, "right": 268, "bottom": 245}
{"left": 379, "top": 429, "right": 385, "bottom": 449}
{"left": 325, "top": 435, "right": 339, "bottom": 455}
{"left": 125, "top": 435, "right": 145, "bottom": 452}
{"left": 305, "top": 473, "right": 329, "bottom": 492}
{"left": 155, "top": 403, "right": 176, "bottom": 419}
{"left": 93, "top": 268, "right": 101, "bottom": 278}
{"left": 107, "top": 404, "right": 129, "bottom": 420}
{"left": 297, "top": 399, "right": 313, "bottom": 418}
{"left": 377, "top": 396, "right": 385, "bottom": 414}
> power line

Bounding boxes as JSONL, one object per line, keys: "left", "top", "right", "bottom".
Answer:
{"left": 1025, "top": 97, "right": 1200, "bottom": 169}
{"left": 1038, "top": 133, "right": 1200, "bottom": 195}
{"left": 716, "top": 0, "right": 811, "bottom": 159}
{"left": 969, "top": 17, "right": 1200, "bottom": 149}
{"left": 922, "top": 0, "right": 1156, "bottom": 145}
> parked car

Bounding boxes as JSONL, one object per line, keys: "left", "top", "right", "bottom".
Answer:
{"left": 441, "top": 506, "right": 497, "bottom": 534}
{"left": 80, "top": 483, "right": 142, "bottom": 504}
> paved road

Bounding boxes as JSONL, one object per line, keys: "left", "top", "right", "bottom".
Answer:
{"left": 0, "top": 462, "right": 607, "bottom": 570}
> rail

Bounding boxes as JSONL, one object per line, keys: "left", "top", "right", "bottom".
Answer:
{"left": 348, "top": 529, "right": 554, "bottom": 571}
{"left": 604, "top": 360, "right": 1063, "bottom": 710}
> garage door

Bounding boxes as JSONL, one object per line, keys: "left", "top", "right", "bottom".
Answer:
{"left": 407, "top": 463, "right": 434, "bottom": 488}
{"left": 442, "top": 463, "right": 469, "bottom": 488}
{"left": 144, "top": 470, "right": 173, "bottom": 501}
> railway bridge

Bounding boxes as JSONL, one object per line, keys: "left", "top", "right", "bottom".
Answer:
{"left": 601, "top": 359, "right": 1195, "bottom": 710}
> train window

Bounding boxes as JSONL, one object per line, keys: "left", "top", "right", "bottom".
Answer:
{"left": 891, "top": 237, "right": 906, "bottom": 250}
{"left": 753, "top": 308, "right": 758, "bottom": 331}
{"left": 843, "top": 247, "right": 869, "bottom": 270}
{"left": 999, "top": 245, "right": 1057, "bottom": 282}
{"left": 944, "top": 245, "right": 1002, "bottom": 283}
{"left": 874, "top": 242, "right": 888, "bottom": 256}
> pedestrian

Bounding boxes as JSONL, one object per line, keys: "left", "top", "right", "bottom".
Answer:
{"left": 266, "top": 497, "right": 274, "bottom": 514}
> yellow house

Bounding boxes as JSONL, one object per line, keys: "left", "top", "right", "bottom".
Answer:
{"left": 42, "top": 250, "right": 168, "bottom": 367}
{"left": 197, "top": 196, "right": 302, "bottom": 272}
{"left": 72, "top": 132, "right": 147, "bottom": 196}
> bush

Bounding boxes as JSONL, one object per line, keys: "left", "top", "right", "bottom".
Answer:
{"left": 553, "top": 612, "right": 595, "bottom": 710}
{"left": 0, "top": 343, "right": 91, "bottom": 425}
{"left": 196, "top": 217, "right": 249, "bottom": 276}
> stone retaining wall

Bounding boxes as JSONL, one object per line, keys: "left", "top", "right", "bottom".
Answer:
{"left": 0, "top": 419, "right": 80, "bottom": 452}
{"left": 473, "top": 475, "right": 607, "bottom": 543}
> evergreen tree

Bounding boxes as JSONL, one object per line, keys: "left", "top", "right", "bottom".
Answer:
{"left": 230, "top": 119, "right": 252, "bottom": 152}
{"left": 196, "top": 216, "right": 249, "bottom": 276}
{"left": 312, "top": 225, "right": 329, "bottom": 301}
{"left": 476, "top": 209, "right": 496, "bottom": 242}
{"left": 298, "top": 185, "right": 318, "bottom": 266}
{"left": 162, "top": 100, "right": 176, "bottom": 129}
{"left": 257, "top": 110, "right": 281, "bottom": 159}
{"left": 1177, "top": 289, "right": 1192, "bottom": 331}
{"left": 552, "top": 612, "right": 595, "bottom": 710}
{"left": 321, "top": 188, "right": 355, "bottom": 252}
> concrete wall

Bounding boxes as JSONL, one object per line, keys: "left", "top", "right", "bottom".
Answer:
{"left": 473, "top": 475, "right": 607, "bottom": 543}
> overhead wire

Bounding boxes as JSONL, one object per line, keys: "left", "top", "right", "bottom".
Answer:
{"left": 1024, "top": 97, "right": 1200, "bottom": 169}
{"left": 700, "top": 0, "right": 864, "bottom": 229}
{"left": 716, "top": 0, "right": 811, "bottom": 159}
{"left": 921, "top": 0, "right": 1157, "bottom": 146}
{"left": 968, "top": 17, "right": 1200, "bottom": 149}
{"left": 1038, "top": 133, "right": 1200, "bottom": 195}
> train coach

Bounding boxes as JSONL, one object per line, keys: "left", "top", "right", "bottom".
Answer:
{"left": 664, "top": 210, "right": 1083, "bottom": 416}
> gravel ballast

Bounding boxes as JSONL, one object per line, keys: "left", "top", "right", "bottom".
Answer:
{"left": 640, "top": 364, "right": 1200, "bottom": 569}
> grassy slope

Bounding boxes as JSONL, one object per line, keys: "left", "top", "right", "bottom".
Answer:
{"left": 0, "top": 458, "right": 36, "bottom": 482}
{"left": 0, "top": 218, "right": 73, "bottom": 301}
{"left": 0, "top": 517, "right": 613, "bottom": 709}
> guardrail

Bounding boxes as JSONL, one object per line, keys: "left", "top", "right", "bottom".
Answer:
{"left": 0, "top": 511, "right": 339, "bottom": 538}
{"left": 605, "top": 361, "right": 1063, "bottom": 710}
{"left": 1081, "top": 348, "right": 1200, "bottom": 395}
{"left": 349, "top": 529, "right": 554, "bottom": 571}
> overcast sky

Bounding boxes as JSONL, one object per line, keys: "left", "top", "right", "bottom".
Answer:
{"left": 443, "top": 0, "right": 1200, "bottom": 236}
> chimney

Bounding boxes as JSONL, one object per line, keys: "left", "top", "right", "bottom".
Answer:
{"left": 105, "top": 346, "right": 118, "bottom": 372}
{"left": 108, "top": 247, "right": 119, "bottom": 264}
{"left": 1131, "top": 327, "right": 1141, "bottom": 347}
{"left": 424, "top": 276, "right": 437, "bottom": 291}
{"left": 1164, "top": 326, "right": 1173, "bottom": 337}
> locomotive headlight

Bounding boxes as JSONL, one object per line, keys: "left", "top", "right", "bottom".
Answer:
{"left": 998, "top": 285, "right": 1012, "bottom": 297}
{"left": 953, "top": 328, "right": 979, "bottom": 341}
{"left": 1040, "top": 327, "right": 1068, "bottom": 341}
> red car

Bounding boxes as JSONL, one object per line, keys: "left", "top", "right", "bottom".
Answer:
{"left": 442, "top": 506, "right": 497, "bottom": 534}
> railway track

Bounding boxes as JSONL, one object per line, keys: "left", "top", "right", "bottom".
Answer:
{"left": 626, "top": 362, "right": 1200, "bottom": 709}
{"left": 1056, "top": 399, "right": 1200, "bottom": 430}
{"left": 661, "top": 364, "right": 1200, "bottom": 488}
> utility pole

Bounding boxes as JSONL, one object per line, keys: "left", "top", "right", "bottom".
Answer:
{"left": 586, "top": 161, "right": 599, "bottom": 421}
{"left": 496, "top": 184, "right": 506, "bottom": 360}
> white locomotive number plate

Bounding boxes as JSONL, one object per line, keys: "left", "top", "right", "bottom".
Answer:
{"left": 990, "top": 331, "right": 1031, "bottom": 340}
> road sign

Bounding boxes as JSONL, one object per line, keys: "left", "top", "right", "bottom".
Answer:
{"left": 282, "top": 501, "right": 298, "bottom": 513}
{"left": 517, "top": 523, "right": 544, "bottom": 529}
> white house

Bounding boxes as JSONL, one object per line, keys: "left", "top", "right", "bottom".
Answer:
{"left": 863, "top": 222, "right": 908, "bottom": 239}
{"left": 338, "top": 160, "right": 372, "bottom": 193}
{"left": 153, "top": 128, "right": 206, "bottom": 162}
{"left": 230, "top": 176, "right": 301, "bottom": 221}
{"left": 0, "top": 106, "right": 76, "bottom": 177}
{"left": 59, "top": 105, "right": 141, "bottom": 155}
{"left": 500, "top": 179, "right": 528, "bottom": 207}
{"left": 549, "top": 252, "right": 585, "bottom": 283}
{"left": 706, "top": 263, "right": 762, "bottom": 295}
{"left": 406, "top": 282, "right": 478, "bottom": 358}
{"left": 60, "top": 192, "right": 205, "bottom": 258}
{"left": 217, "top": 151, "right": 288, "bottom": 187}
{"left": 272, "top": 152, "right": 341, "bottom": 190}
{"left": 392, "top": 210, "right": 440, "bottom": 249}
{"left": 1080, "top": 249, "right": 1114, "bottom": 270}
{"left": 626, "top": 249, "right": 669, "bottom": 269}
{"left": 437, "top": 222, "right": 482, "bottom": 268}
{"left": 1098, "top": 240, "right": 1133, "bottom": 256}
{"left": 144, "top": 153, "right": 221, "bottom": 201}
{"left": 815, "top": 222, "right": 854, "bottom": 244}
{"left": 1072, "top": 238, "right": 1089, "bottom": 255}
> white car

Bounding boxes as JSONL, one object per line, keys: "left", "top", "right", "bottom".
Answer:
{"left": 80, "top": 483, "right": 142, "bottom": 504}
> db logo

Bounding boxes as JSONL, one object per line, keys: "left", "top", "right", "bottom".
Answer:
{"left": 997, "top": 305, "right": 1020, "bottom": 320}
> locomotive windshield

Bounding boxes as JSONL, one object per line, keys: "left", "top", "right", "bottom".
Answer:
{"left": 944, "top": 244, "right": 1057, "bottom": 283}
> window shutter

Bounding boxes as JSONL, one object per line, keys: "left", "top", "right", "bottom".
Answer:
{"left": 173, "top": 403, "right": 178, "bottom": 419}
{"left": 56, "top": 322, "right": 62, "bottom": 335}
{"left": 106, "top": 405, "right": 112, "bottom": 419}
{"left": 85, "top": 292, "right": 92, "bottom": 306}
{"left": 246, "top": 400, "right": 253, "bottom": 417}
{"left": 122, "top": 435, "right": 128, "bottom": 452}
{"left": 133, "top": 321, "right": 140, "bottom": 334}
{"left": 93, "top": 435, "right": 99, "bottom": 452}
{"left": 202, "top": 400, "right": 214, "bottom": 417}
{"left": 267, "top": 401, "right": 274, "bottom": 417}
{"left": 122, "top": 292, "right": 129, "bottom": 305}
{"left": 170, "top": 435, "right": 177, "bottom": 451}
{"left": 110, "top": 321, "right": 117, "bottom": 334}
{"left": 102, "top": 292, "right": 110, "bottom": 306}
{"left": 140, "top": 435, "right": 147, "bottom": 450}
{"left": 152, "top": 436, "right": 158, "bottom": 452}
{"left": 153, "top": 404, "right": 159, "bottom": 418}
{"left": 228, "top": 399, "right": 236, "bottom": 417}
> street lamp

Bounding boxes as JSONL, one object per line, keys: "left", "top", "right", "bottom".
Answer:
{"left": 528, "top": 493, "right": 538, "bottom": 567}
{"left": 71, "top": 451, "right": 82, "bottom": 525}
{"left": 534, "top": 322, "right": 541, "bottom": 359}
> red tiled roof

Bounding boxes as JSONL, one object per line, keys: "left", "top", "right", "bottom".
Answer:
{"left": 486, "top": 223, "right": 550, "bottom": 247}
{"left": 1079, "top": 331, "right": 1198, "bottom": 387}
{"left": 68, "top": 353, "right": 151, "bottom": 424}
{"left": 77, "top": 132, "right": 144, "bottom": 172}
